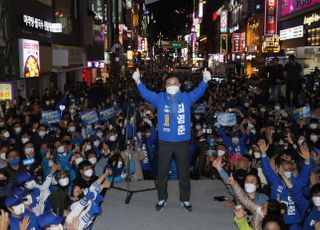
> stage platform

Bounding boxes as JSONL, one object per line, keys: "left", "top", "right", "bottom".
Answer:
{"left": 94, "top": 180, "right": 236, "bottom": 230}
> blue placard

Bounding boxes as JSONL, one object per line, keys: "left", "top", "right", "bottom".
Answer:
{"left": 99, "top": 107, "right": 116, "bottom": 121}
{"left": 42, "top": 110, "right": 61, "bottom": 126}
{"left": 80, "top": 110, "right": 99, "bottom": 125}
{"left": 293, "top": 106, "right": 310, "bottom": 120}
{"left": 193, "top": 103, "right": 206, "bottom": 114}
{"left": 217, "top": 112, "right": 237, "bottom": 126}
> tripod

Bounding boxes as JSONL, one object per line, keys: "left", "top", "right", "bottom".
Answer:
{"left": 110, "top": 97, "right": 157, "bottom": 204}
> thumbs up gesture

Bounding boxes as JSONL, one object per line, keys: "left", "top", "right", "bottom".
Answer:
{"left": 132, "top": 68, "right": 141, "bottom": 84}
{"left": 202, "top": 68, "right": 211, "bottom": 83}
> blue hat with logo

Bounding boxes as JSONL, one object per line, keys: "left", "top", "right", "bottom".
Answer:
{"left": 5, "top": 195, "right": 23, "bottom": 208}
{"left": 12, "top": 187, "right": 29, "bottom": 199}
{"left": 39, "top": 212, "right": 64, "bottom": 228}
{"left": 17, "top": 171, "right": 35, "bottom": 184}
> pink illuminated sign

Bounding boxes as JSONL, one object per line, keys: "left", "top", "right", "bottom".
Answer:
{"left": 279, "top": 0, "right": 320, "bottom": 17}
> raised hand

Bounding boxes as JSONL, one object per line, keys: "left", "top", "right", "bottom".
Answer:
{"left": 202, "top": 68, "right": 212, "bottom": 83}
{"left": 234, "top": 206, "right": 247, "bottom": 219}
{"left": 258, "top": 139, "right": 269, "bottom": 156}
{"left": 132, "top": 68, "right": 141, "bottom": 84}
{"left": 19, "top": 215, "right": 30, "bottom": 230}
{"left": 0, "top": 210, "right": 9, "bottom": 230}
{"left": 212, "top": 157, "right": 225, "bottom": 170}
{"left": 225, "top": 173, "right": 235, "bottom": 185}
{"left": 299, "top": 143, "right": 311, "bottom": 164}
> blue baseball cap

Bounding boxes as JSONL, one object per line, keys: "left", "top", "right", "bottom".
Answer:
{"left": 17, "top": 171, "right": 35, "bottom": 184}
{"left": 5, "top": 195, "right": 23, "bottom": 208}
{"left": 12, "top": 187, "right": 29, "bottom": 199}
{"left": 39, "top": 212, "right": 64, "bottom": 228}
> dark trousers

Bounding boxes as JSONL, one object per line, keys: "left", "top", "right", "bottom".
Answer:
{"left": 157, "top": 140, "right": 190, "bottom": 202}
{"left": 286, "top": 83, "right": 300, "bottom": 107}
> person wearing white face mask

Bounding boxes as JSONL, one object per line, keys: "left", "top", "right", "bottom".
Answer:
{"left": 50, "top": 170, "right": 71, "bottom": 216}
{"left": 38, "top": 212, "right": 65, "bottom": 230}
{"left": 74, "top": 160, "right": 98, "bottom": 189}
{"left": 5, "top": 195, "right": 40, "bottom": 230}
{"left": 258, "top": 139, "right": 312, "bottom": 228}
{"left": 132, "top": 68, "right": 210, "bottom": 212}
{"left": 281, "top": 173, "right": 320, "bottom": 229}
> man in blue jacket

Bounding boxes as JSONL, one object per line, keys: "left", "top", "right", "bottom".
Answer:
{"left": 132, "top": 68, "right": 211, "bottom": 212}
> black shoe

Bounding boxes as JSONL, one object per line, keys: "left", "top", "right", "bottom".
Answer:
{"left": 155, "top": 199, "right": 167, "bottom": 211}
{"left": 181, "top": 201, "right": 192, "bottom": 212}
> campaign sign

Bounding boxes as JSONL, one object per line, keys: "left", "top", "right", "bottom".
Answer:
{"left": 42, "top": 110, "right": 61, "bottom": 125}
{"left": 80, "top": 110, "right": 99, "bottom": 125}
{"left": 23, "top": 158, "right": 35, "bottom": 166}
{"left": 217, "top": 112, "right": 237, "bottom": 126}
{"left": 99, "top": 107, "right": 116, "bottom": 121}
{"left": 293, "top": 106, "right": 310, "bottom": 120}
{"left": 193, "top": 103, "right": 206, "bottom": 113}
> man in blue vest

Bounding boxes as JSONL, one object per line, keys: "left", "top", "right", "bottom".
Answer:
{"left": 132, "top": 68, "right": 211, "bottom": 212}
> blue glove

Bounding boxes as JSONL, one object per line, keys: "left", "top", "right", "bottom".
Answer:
{"left": 95, "top": 194, "right": 103, "bottom": 204}
{"left": 85, "top": 191, "right": 95, "bottom": 201}
{"left": 88, "top": 202, "right": 102, "bottom": 216}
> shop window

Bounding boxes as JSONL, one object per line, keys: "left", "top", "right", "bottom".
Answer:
{"left": 54, "top": 0, "right": 73, "bottom": 35}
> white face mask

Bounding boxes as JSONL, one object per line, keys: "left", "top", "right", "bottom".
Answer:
{"left": 48, "top": 160, "right": 55, "bottom": 167}
{"left": 275, "top": 105, "right": 281, "bottom": 110}
{"left": 86, "top": 145, "right": 92, "bottom": 151}
{"left": 284, "top": 171, "right": 292, "bottom": 179}
{"left": 195, "top": 125, "right": 201, "bottom": 130}
{"left": 244, "top": 183, "right": 257, "bottom": 193}
{"left": 232, "top": 137, "right": 240, "bottom": 145}
{"left": 24, "top": 148, "right": 34, "bottom": 155}
{"left": 297, "top": 139, "right": 304, "bottom": 146}
{"left": 312, "top": 196, "right": 320, "bottom": 207}
{"left": 57, "top": 146, "right": 65, "bottom": 153}
{"left": 217, "top": 150, "right": 225, "bottom": 156}
{"left": 93, "top": 140, "right": 100, "bottom": 147}
{"left": 109, "top": 135, "right": 117, "bottom": 141}
{"left": 260, "top": 107, "right": 266, "bottom": 112}
{"left": 166, "top": 86, "right": 180, "bottom": 95}
{"left": 195, "top": 115, "right": 201, "bottom": 120}
{"left": 75, "top": 157, "right": 84, "bottom": 165}
{"left": 48, "top": 224, "right": 63, "bottom": 230}
{"left": 69, "top": 126, "right": 76, "bottom": 132}
{"left": 117, "top": 161, "right": 123, "bottom": 168}
{"left": 0, "top": 152, "right": 6, "bottom": 160}
{"left": 97, "top": 132, "right": 103, "bottom": 138}
{"left": 310, "top": 123, "right": 318, "bottom": 130}
{"left": 12, "top": 203, "right": 25, "bottom": 215}
{"left": 254, "top": 151, "right": 261, "bottom": 159}
{"left": 88, "top": 157, "right": 97, "bottom": 165}
{"left": 59, "top": 177, "right": 69, "bottom": 187}
{"left": 39, "top": 131, "right": 46, "bottom": 137}
{"left": 25, "top": 180, "right": 36, "bottom": 190}
{"left": 15, "top": 127, "right": 22, "bottom": 133}
{"left": 84, "top": 169, "right": 93, "bottom": 177}
{"left": 21, "top": 138, "right": 29, "bottom": 144}
{"left": 23, "top": 194, "right": 33, "bottom": 206}
{"left": 311, "top": 134, "right": 319, "bottom": 143}
{"left": 3, "top": 131, "right": 10, "bottom": 138}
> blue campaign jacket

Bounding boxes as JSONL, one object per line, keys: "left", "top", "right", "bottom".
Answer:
{"left": 288, "top": 186, "right": 320, "bottom": 230}
{"left": 261, "top": 156, "right": 311, "bottom": 225}
{"left": 137, "top": 81, "right": 207, "bottom": 142}
{"left": 217, "top": 127, "right": 248, "bottom": 155}
{"left": 9, "top": 210, "right": 40, "bottom": 230}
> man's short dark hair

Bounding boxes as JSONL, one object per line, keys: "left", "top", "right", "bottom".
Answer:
{"left": 78, "top": 160, "right": 92, "bottom": 170}
{"left": 165, "top": 73, "right": 181, "bottom": 84}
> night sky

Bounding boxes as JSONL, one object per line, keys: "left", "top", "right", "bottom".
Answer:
{"left": 148, "top": 0, "right": 193, "bottom": 40}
